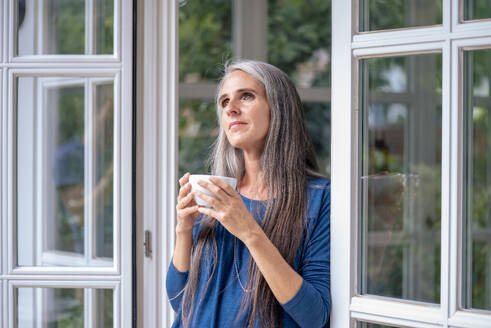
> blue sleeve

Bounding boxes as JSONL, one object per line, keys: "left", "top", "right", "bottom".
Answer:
{"left": 280, "top": 185, "right": 331, "bottom": 327}
{"left": 165, "top": 218, "right": 204, "bottom": 312}
{"left": 166, "top": 260, "right": 189, "bottom": 312}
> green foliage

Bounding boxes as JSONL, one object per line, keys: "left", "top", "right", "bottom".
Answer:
{"left": 49, "top": 0, "right": 85, "bottom": 54}
{"left": 56, "top": 86, "right": 84, "bottom": 144}
{"left": 362, "top": 0, "right": 442, "bottom": 31}
{"left": 179, "top": 0, "right": 232, "bottom": 82}
{"left": 52, "top": 288, "right": 84, "bottom": 328}
{"left": 464, "top": 0, "right": 491, "bottom": 20}
{"left": 268, "top": 0, "right": 331, "bottom": 87}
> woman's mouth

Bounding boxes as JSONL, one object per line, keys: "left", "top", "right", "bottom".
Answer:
{"left": 229, "top": 121, "right": 247, "bottom": 130}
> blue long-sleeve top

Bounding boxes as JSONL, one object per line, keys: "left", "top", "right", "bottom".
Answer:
{"left": 166, "top": 178, "right": 331, "bottom": 327}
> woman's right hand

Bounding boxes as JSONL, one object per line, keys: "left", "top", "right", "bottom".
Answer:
{"left": 176, "top": 172, "right": 200, "bottom": 234}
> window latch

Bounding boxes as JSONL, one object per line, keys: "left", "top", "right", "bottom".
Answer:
{"left": 144, "top": 230, "right": 152, "bottom": 258}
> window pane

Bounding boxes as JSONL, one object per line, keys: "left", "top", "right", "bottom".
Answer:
{"left": 358, "top": 322, "right": 398, "bottom": 328}
{"left": 463, "top": 48, "right": 491, "bottom": 311}
{"left": 304, "top": 102, "right": 331, "bottom": 175}
{"left": 94, "top": 83, "right": 114, "bottom": 261}
{"left": 268, "top": 0, "right": 331, "bottom": 88}
{"left": 16, "top": 288, "right": 83, "bottom": 327}
{"left": 359, "top": 0, "right": 442, "bottom": 32}
{"left": 359, "top": 54, "right": 442, "bottom": 303}
{"left": 94, "top": 0, "right": 114, "bottom": 54}
{"left": 15, "top": 287, "right": 113, "bottom": 327}
{"left": 178, "top": 100, "right": 218, "bottom": 177}
{"left": 16, "top": 0, "right": 114, "bottom": 55}
{"left": 464, "top": 0, "right": 491, "bottom": 20}
{"left": 179, "top": 0, "right": 232, "bottom": 83}
{"left": 16, "top": 77, "right": 114, "bottom": 267}
{"left": 94, "top": 289, "right": 114, "bottom": 327}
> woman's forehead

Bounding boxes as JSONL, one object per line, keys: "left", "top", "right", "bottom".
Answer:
{"left": 220, "top": 70, "right": 264, "bottom": 94}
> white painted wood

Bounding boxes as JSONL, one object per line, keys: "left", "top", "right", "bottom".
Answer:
{"left": 354, "top": 312, "right": 442, "bottom": 328}
{"left": 331, "top": 0, "right": 354, "bottom": 327}
{"left": 353, "top": 42, "right": 444, "bottom": 57}
{"left": 138, "top": 0, "right": 160, "bottom": 326}
{"left": 160, "top": 0, "right": 179, "bottom": 326}
{"left": 119, "top": 1, "right": 133, "bottom": 326}
{"left": 351, "top": 296, "right": 444, "bottom": 326}
{"left": 441, "top": 38, "right": 452, "bottom": 328}
{"left": 448, "top": 310, "right": 491, "bottom": 328}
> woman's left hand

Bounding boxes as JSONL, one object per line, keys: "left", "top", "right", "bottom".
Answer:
{"left": 195, "top": 177, "right": 261, "bottom": 244}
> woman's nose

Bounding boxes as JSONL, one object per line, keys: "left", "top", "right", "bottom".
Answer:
{"left": 225, "top": 99, "right": 240, "bottom": 115}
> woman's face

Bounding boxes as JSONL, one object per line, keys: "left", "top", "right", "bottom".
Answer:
{"left": 219, "top": 70, "right": 271, "bottom": 154}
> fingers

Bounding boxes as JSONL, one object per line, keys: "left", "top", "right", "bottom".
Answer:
{"left": 195, "top": 190, "right": 220, "bottom": 208}
{"left": 197, "top": 180, "right": 226, "bottom": 200}
{"left": 197, "top": 206, "right": 219, "bottom": 219}
{"left": 178, "top": 182, "right": 192, "bottom": 200}
{"left": 209, "top": 177, "right": 236, "bottom": 196}
{"left": 176, "top": 191, "right": 195, "bottom": 210}
{"left": 178, "top": 172, "right": 190, "bottom": 187}
{"left": 178, "top": 205, "right": 199, "bottom": 217}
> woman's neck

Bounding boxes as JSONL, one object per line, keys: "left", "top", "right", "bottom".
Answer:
{"left": 240, "top": 151, "right": 268, "bottom": 200}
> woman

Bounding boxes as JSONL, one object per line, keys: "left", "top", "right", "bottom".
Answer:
{"left": 166, "top": 60, "right": 331, "bottom": 327}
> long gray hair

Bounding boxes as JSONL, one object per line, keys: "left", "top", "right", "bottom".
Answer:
{"left": 180, "top": 60, "right": 320, "bottom": 327}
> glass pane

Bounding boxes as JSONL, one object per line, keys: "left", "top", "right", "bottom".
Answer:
{"left": 463, "top": 48, "right": 491, "bottom": 311}
{"left": 359, "top": 53, "right": 442, "bottom": 303}
{"left": 464, "top": 0, "right": 491, "bottom": 20}
{"left": 94, "top": 83, "right": 114, "bottom": 261}
{"left": 16, "top": 0, "right": 114, "bottom": 55}
{"left": 358, "top": 322, "right": 398, "bottom": 328}
{"left": 178, "top": 100, "right": 218, "bottom": 177}
{"left": 94, "top": 289, "right": 114, "bottom": 327}
{"left": 94, "top": 0, "right": 114, "bottom": 54}
{"left": 304, "top": 102, "right": 331, "bottom": 175}
{"left": 179, "top": 0, "right": 232, "bottom": 83}
{"left": 15, "top": 287, "right": 114, "bottom": 327}
{"left": 268, "top": 0, "right": 331, "bottom": 88}
{"left": 16, "top": 77, "right": 114, "bottom": 267}
{"left": 16, "top": 288, "right": 84, "bottom": 327}
{"left": 359, "top": 0, "right": 442, "bottom": 32}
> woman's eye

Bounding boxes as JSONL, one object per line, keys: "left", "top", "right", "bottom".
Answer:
{"left": 221, "top": 99, "right": 229, "bottom": 107}
{"left": 242, "top": 93, "right": 254, "bottom": 100}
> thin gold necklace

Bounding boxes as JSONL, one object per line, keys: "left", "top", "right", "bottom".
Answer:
{"left": 233, "top": 236, "right": 254, "bottom": 293}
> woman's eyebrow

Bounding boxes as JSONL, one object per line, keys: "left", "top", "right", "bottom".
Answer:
{"left": 219, "top": 88, "right": 257, "bottom": 101}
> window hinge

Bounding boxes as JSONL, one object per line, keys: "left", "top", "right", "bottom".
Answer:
{"left": 144, "top": 230, "right": 152, "bottom": 258}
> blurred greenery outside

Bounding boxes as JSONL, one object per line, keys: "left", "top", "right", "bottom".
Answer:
{"left": 360, "top": 0, "right": 442, "bottom": 31}
{"left": 464, "top": 0, "right": 491, "bottom": 20}
{"left": 178, "top": 0, "right": 491, "bottom": 310}
{"left": 15, "top": 0, "right": 115, "bottom": 323}
{"left": 362, "top": 53, "right": 443, "bottom": 303}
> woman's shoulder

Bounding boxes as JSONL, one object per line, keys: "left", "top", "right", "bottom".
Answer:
{"left": 307, "top": 176, "right": 331, "bottom": 192}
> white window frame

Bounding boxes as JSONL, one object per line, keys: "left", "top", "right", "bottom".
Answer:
{"left": 332, "top": 0, "right": 491, "bottom": 327}
{"left": 10, "top": 0, "right": 120, "bottom": 62}
{"left": 1, "top": 0, "right": 133, "bottom": 327}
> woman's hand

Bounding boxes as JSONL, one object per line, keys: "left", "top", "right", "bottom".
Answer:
{"left": 195, "top": 177, "right": 261, "bottom": 243}
{"left": 176, "top": 172, "right": 200, "bottom": 234}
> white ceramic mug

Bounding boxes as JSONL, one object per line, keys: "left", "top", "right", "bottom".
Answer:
{"left": 188, "top": 175, "right": 237, "bottom": 208}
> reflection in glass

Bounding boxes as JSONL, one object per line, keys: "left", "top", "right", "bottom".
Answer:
{"left": 464, "top": 0, "right": 491, "bottom": 20}
{"left": 94, "top": 83, "right": 114, "bottom": 260}
{"left": 304, "top": 102, "right": 331, "bottom": 175}
{"left": 16, "top": 288, "right": 84, "bottom": 327}
{"left": 268, "top": 0, "right": 331, "bottom": 88}
{"left": 358, "top": 322, "right": 398, "bottom": 328}
{"left": 463, "top": 48, "right": 491, "bottom": 311}
{"left": 178, "top": 100, "right": 218, "bottom": 177}
{"left": 16, "top": 77, "right": 114, "bottom": 267}
{"left": 95, "top": 0, "right": 114, "bottom": 54}
{"left": 360, "top": 54, "right": 442, "bottom": 303}
{"left": 16, "top": 0, "right": 114, "bottom": 55}
{"left": 179, "top": 0, "right": 232, "bottom": 83}
{"left": 95, "top": 289, "right": 114, "bottom": 327}
{"left": 15, "top": 287, "right": 114, "bottom": 327}
{"left": 360, "top": 0, "right": 442, "bottom": 32}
